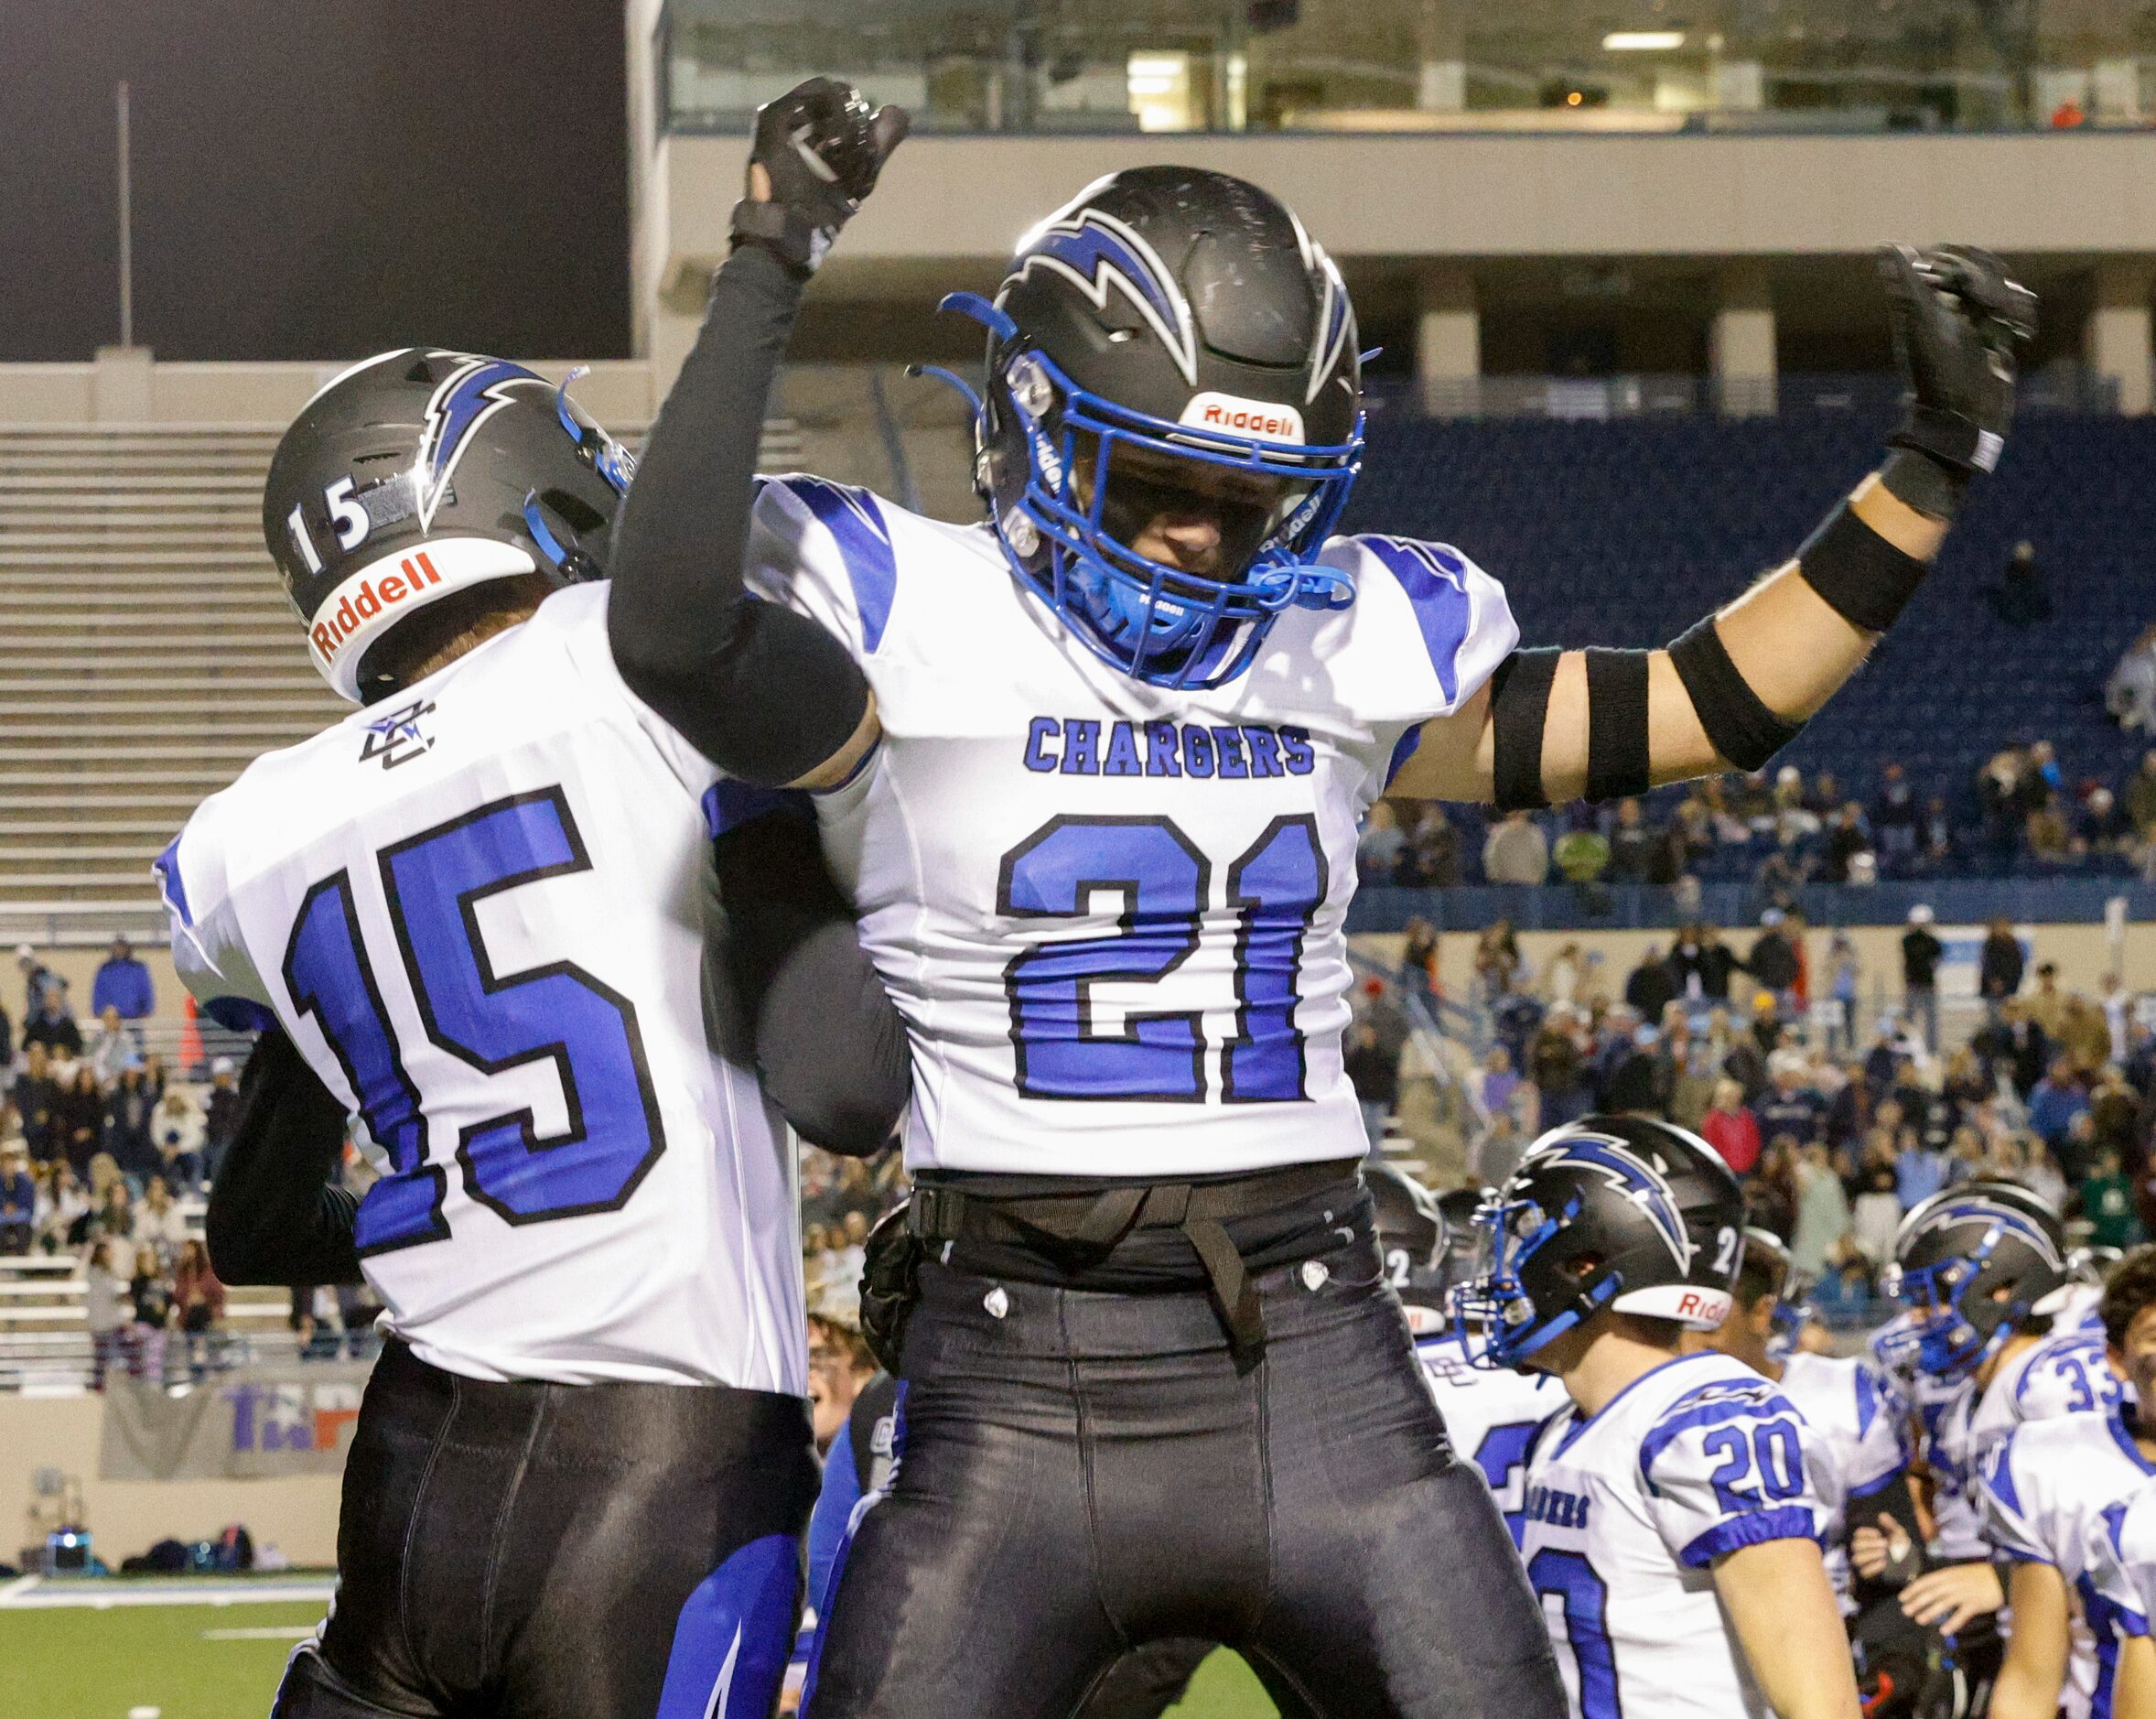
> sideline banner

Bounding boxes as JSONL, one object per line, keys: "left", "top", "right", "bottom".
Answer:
{"left": 99, "top": 1362, "right": 372, "bottom": 1481}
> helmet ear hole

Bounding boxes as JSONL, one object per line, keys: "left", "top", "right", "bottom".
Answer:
{"left": 540, "top": 489, "right": 607, "bottom": 536}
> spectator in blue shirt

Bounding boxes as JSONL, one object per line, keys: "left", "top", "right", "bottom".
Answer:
{"left": 91, "top": 936, "right": 154, "bottom": 1027}
{"left": 0, "top": 1144, "right": 34, "bottom": 1254}
{"left": 1894, "top": 1129, "right": 1952, "bottom": 1210}
{"left": 2025, "top": 1054, "right": 2091, "bottom": 1172}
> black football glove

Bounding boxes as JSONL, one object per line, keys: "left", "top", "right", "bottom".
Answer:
{"left": 729, "top": 77, "right": 909, "bottom": 277}
{"left": 1877, "top": 243, "right": 2039, "bottom": 520}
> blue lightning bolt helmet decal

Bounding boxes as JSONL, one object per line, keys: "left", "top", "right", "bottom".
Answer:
{"left": 1011, "top": 206, "right": 1199, "bottom": 386}
{"left": 1531, "top": 1130, "right": 1697, "bottom": 1272}
{"left": 413, "top": 354, "right": 553, "bottom": 531}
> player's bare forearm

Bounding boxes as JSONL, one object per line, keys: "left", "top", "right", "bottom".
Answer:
{"left": 2115, "top": 1636, "right": 2156, "bottom": 1719}
{"left": 1987, "top": 1562, "right": 2070, "bottom": 1719}
{"left": 1713, "top": 1539, "right": 1862, "bottom": 1719}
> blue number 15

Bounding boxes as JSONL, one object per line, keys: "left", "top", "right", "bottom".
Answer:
{"left": 283, "top": 786, "right": 667, "bottom": 1256}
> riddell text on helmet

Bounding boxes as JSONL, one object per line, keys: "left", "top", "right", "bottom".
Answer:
{"left": 1178, "top": 391, "right": 1306, "bottom": 444}
{"left": 310, "top": 553, "right": 446, "bottom": 664}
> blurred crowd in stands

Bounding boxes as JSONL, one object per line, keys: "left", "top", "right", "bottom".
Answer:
{"left": 0, "top": 937, "right": 385, "bottom": 1384}
{"left": 1352, "top": 910, "right": 2154, "bottom": 1328}
{"left": 1357, "top": 748, "right": 2156, "bottom": 895}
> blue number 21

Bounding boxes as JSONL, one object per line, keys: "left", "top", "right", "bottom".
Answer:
{"left": 283, "top": 786, "right": 666, "bottom": 1256}
{"left": 999, "top": 814, "right": 1325, "bottom": 1103}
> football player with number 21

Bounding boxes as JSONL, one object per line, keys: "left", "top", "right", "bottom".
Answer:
{"left": 605, "top": 69, "right": 2034, "bottom": 1719}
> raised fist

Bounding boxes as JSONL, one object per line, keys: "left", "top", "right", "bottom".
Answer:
{"left": 731, "top": 78, "right": 910, "bottom": 276}
{"left": 1878, "top": 243, "right": 2039, "bottom": 515}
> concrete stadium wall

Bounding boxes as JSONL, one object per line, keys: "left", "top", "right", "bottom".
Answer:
{"left": 1, "top": 1394, "right": 341, "bottom": 1568}
{"left": 0, "top": 352, "right": 658, "bottom": 427}
{"left": 655, "top": 131, "right": 2156, "bottom": 280}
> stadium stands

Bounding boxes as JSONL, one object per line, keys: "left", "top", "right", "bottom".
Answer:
{"left": 0, "top": 427, "right": 342, "bottom": 908}
{"left": 1345, "top": 407, "right": 2156, "bottom": 816}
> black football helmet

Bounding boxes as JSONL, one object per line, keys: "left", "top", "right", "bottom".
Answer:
{"left": 942, "top": 166, "right": 1363, "bottom": 689}
{"left": 1738, "top": 1225, "right": 1812, "bottom": 1355}
{"left": 1368, "top": 1163, "right": 1444, "bottom": 1330}
{"left": 1879, "top": 1180, "right": 2070, "bottom": 1380}
{"left": 1461, "top": 1116, "right": 1748, "bottom": 1368}
{"left": 1433, "top": 1187, "right": 1495, "bottom": 1313}
{"left": 264, "top": 350, "right": 633, "bottom": 702}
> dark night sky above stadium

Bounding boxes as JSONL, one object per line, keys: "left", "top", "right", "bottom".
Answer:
{"left": 0, "top": 1, "right": 629, "bottom": 362}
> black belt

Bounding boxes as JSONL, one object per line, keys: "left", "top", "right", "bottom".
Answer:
{"left": 907, "top": 1160, "right": 1360, "bottom": 1361}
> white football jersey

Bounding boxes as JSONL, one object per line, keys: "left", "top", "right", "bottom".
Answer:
{"left": 1932, "top": 1330, "right": 2125, "bottom": 1561}
{"left": 156, "top": 584, "right": 806, "bottom": 1391}
{"left": 1414, "top": 1328, "right": 1567, "bottom": 1543}
{"left": 744, "top": 477, "right": 1516, "bottom": 1178}
{"left": 2088, "top": 1476, "right": 2156, "bottom": 1640}
{"left": 1519, "top": 1351, "right": 1827, "bottom": 1719}
{"left": 1777, "top": 1350, "right": 1909, "bottom": 1613}
{"left": 1980, "top": 1414, "right": 2156, "bottom": 1719}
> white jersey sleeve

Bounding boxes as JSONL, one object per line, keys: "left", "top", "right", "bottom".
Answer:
{"left": 1309, "top": 533, "right": 1520, "bottom": 732}
{"left": 157, "top": 794, "right": 277, "bottom": 1033}
{"left": 2090, "top": 1480, "right": 2156, "bottom": 1637}
{"left": 743, "top": 475, "right": 895, "bottom": 665}
{"left": 1978, "top": 1431, "right": 2056, "bottom": 1565}
{"left": 1637, "top": 1374, "right": 1826, "bottom": 1569}
{"left": 2004, "top": 1331, "right": 2130, "bottom": 1426}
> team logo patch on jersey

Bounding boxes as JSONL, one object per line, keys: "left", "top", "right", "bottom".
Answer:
{"left": 1535, "top": 1130, "right": 1697, "bottom": 1272}
{"left": 1013, "top": 206, "right": 1199, "bottom": 385}
{"left": 361, "top": 697, "right": 437, "bottom": 770}
{"left": 415, "top": 354, "right": 553, "bottom": 530}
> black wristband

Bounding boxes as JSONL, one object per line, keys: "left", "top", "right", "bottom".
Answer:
{"left": 728, "top": 199, "right": 821, "bottom": 278}
{"left": 1877, "top": 447, "right": 1968, "bottom": 524}
{"left": 1583, "top": 647, "right": 1653, "bottom": 805}
{"left": 1490, "top": 646, "right": 1561, "bottom": 812}
{"left": 1666, "top": 617, "right": 1806, "bottom": 773}
{"left": 1796, "top": 499, "right": 1933, "bottom": 633}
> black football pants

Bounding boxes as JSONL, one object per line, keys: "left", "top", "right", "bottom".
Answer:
{"left": 275, "top": 1337, "right": 819, "bottom": 1719}
{"left": 803, "top": 1226, "right": 1565, "bottom": 1719}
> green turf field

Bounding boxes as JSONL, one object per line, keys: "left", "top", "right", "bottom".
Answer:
{"left": 1166, "top": 1650, "right": 1277, "bottom": 1717}
{"left": 1, "top": 1598, "right": 325, "bottom": 1719}
{"left": 0, "top": 1594, "right": 1277, "bottom": 1718}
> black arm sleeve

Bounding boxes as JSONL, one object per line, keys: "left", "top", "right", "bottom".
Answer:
{"left": 711, "top": 806, "right": 911, "bottom": 1155}
{"left": 607, "top": 243, "right": 872, "bottom": 786}
{"left": 204, "top": 1028, "right": 364, "bottom": 1288}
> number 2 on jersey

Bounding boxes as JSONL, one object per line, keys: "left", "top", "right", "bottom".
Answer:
{"left": 999, "top": 813, "right": 1324, "bottom": 1103}
{"left": 283, "top": 786, "right": 666, "bottom": 1255}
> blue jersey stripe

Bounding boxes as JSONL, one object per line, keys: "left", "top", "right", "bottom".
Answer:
{"left": 785, "top": 477, "right": 897, "bottom": 654}
{"left": 155, "top": 836, "right": 191, "bottom": 928}
{"left": 1361, "top": 535, "right": 1474, "bottom": 704}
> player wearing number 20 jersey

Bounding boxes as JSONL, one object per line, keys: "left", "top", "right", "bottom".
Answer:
{"left": 745, "top": 476, "right": 1514, "bottom": 1177}
{"left": 1518, "top": 1352, "right": 1827, "bottom": 1719}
